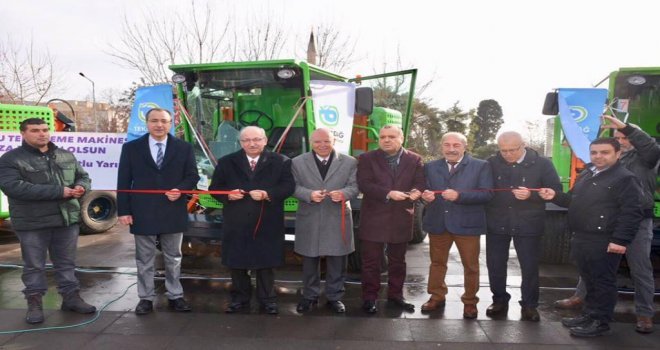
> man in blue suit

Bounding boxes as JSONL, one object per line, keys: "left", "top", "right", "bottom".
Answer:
{"left": 117, "top": 108, "right": 199, "bottom": 315}
{"left": 421, "top": 132, "right": 493, "bottom": 319}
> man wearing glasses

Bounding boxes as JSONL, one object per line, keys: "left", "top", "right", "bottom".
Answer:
{"left": 484, "top": 131, "right": 561, "bottom": 321}
{"left": 209, "top": 126, "right": 295, "bottom": 315}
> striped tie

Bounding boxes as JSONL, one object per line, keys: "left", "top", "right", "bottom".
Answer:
{"left": 250, "top": 159, "right": 257, "bottom": 172}
{"left": 156, "top": 143, "right": 164, "bottom": 169}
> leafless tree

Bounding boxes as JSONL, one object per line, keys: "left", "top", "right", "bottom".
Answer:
{"left": 107, "top": 0, "right": 231, "bottom": 85}
{"left": 0, "top": 36, "right": 62, "bottom": 104}
{"left": 313, "top": 22, "right": 360, "bottom": 74}
{"left": 237, "top": 14, "right": 288, "bottom": 61}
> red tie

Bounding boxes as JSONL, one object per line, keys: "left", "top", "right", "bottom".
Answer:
{"left": 250, "top": 159, "right": 257, "bottom": 172}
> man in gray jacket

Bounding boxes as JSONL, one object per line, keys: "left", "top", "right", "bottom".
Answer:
{"left": 292, "top": 128, "right": 358, "bottom": 313}
{"left": 0, "top": 118, "right": 96, "bottom": 324}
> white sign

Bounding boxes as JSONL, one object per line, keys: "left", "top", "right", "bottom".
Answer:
{"left": 0, "top": 132, "right": 126, "bottom": 190}
{"left": 310, "top": 80, "right": 355, "bottom": 154}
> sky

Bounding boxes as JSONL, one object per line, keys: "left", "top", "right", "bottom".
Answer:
{"left": 3, "top": 0, "right": 660, "bottom": 132}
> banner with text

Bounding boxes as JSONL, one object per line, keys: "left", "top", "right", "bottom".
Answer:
{"left": 128, "top": 84, "right": 175, "bottom": 141}
{"left": 310, "top": 80, "right": 356, "bottom": 154}
{"left": 0, "top": 132, "right": 126, "bottom": 190}
{"left": 557, "top": 88, "right": 607, "bottom": 163}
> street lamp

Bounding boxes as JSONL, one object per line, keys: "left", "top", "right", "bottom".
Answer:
{"left": 78, "top": 72, "right": 97, "bottom": 132}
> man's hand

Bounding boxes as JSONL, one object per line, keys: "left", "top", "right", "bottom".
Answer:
{"left": 421, "top": 190, "right": 436, "bottom": 202}
{"left": 228, "top": 189, "right": 244, "bottom": 201}
{"left": 601, "top": 114, "right": 626, "bottom": 130}
{"left": 165, "top": 188, "right": 181, "bottom": 202}
{"left": 408, "top": 189, "right": 421, "bottom": 201}
{"left": 387, "top": 191, "right": 410, "bottom": 201}
{"left": 512, "top": 186, "right": 531, "bottom": 200}
{"left": 328, "top": 190, "right": 344, "bottom": 202}
{"left": 118, "top": 215, "right": 133, "bottom": 225}
{"left": 441, "top": 189, "right": 459, "bottom": 202}
{"left": 311, "top": 190, "right": 326, "bottom": 203}
{"left": 71, "top": 185, "right": 86, "bottom": 198}
{"left": 538, "top": 188, "right": 555, "bottom": 200}
{"left": 63, "top": 187, "right": 76, "bottom": 198}
{"left": 249, "top": 190, "right": 269, "bottom": 201}
{"left": 607, "top": 242, "right": 626, "bottom": 254}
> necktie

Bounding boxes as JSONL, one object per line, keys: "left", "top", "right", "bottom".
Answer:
{"left": 250, "top": 159, "right": 257, "bottom": 172}
{"left": 156, "top": 143, "right": 164, "bottom": 169}
{"left": 321, "top": 159, "right": 328, "bottom": 167}
{"left": 448, "top": 161, "right": 457, "bottom": 174}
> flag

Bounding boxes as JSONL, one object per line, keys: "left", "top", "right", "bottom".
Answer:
{"left": 127, "top": 84, "right": 175, "bottom": 141}
{"left": 557, "top": 88, "right": 607, "bottom": 163}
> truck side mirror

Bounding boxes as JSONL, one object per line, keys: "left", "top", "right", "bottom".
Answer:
{"left": 542, "top": 92, "right": 558, "bottom": 115}
{"left": 355, "top": 87, "right": 373, "bottom": 115}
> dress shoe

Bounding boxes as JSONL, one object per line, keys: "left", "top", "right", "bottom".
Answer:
{"left": 61, "top": 291, "right": 96, "bottom": 314}
{"left": 262, "top": 302, "right": 279, "bottom": 315}
{"left": 296, "top": 299, "right": 318, "bottom": 313}
{"left": 554, "top": 295, "right": 583, "bottom": 310}
{"left": 463, "top": 304, "right": 478, "bottom": 319}
{"left": 362, "top": 300, "right": 378, "bottom": 314}
{"left": 561, "top": 314, "right": 592, "bottom": 328}
{"left": 387, "top": 298, "right": 415, "bottom": 312}
{"left": 326, "top": 300, "right": 346, "bottom": 313}
{"left": 635, "top": 316, "right": 654, "bottom": 334}
{"left": 26, "top": 294, "right": 44, "bottom": 324}
{"left": 168, "top": 297, "right": 192, "bottom": 312}
{"left": 485, "top": 302, "right": 508, "bottom": 317}
{"left": 135, "top": 299, "right": 153, "bottom": 315}
{"left": 569, "top": 319, "right": 610, "bottom": 337}
{"left": 225, "top": 301, "right": 249, "bottom": 313}
{"left": 421, "top": 298, "right": 445, "bottom": 312}
{"left": 521, "top": 307, "right": 540, "bottom": 322}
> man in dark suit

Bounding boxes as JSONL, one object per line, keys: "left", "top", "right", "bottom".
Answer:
{"left": 117, "top": 108, "right": 199, "bottom": 315}
{"left": 292, "top": 128, "right": 359, "bottom": 313}
{"left": 357, "top": 124, "right": 425, "bottom": 314}
{"left": 209, "top": 126, "right": 295, "bottom": 315}
{"left": 420, "top": 132, "right": 493, "bottom": 319}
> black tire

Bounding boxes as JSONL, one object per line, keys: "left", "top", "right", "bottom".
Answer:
{"left": 541, "top": 210, "right": 572, "bottom": 264}
{"left": 410, "top": 202, "right": 428, "bottom": 244}
{"left": 79, "top": 191, "right": 118, "bottom": 234}
{"left": 347, "top": 211, "right": 361, "bottom": 272}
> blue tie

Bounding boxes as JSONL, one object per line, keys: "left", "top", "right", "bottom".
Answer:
{"left": 156, "top": 143, "right": 164, "bottom": 169}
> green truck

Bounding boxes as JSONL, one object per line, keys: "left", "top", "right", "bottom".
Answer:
{"left": 541, "top": 66, "right": 660, "bottom": 264}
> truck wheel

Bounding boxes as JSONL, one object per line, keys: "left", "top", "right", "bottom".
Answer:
{"left": 410, "top": 202, "right": 428, "bottom": 244}
{"left": 79, "top": 191, "right": 118, "bottom": 234}
{"left": 347, "top": 211, "right": 361, "bottom": 272}
{"left": 541, "top": 211, "right": 572, "bottom": 264}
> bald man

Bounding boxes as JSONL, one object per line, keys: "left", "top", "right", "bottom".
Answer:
{"left": 485, "top": 131, "right": 561, "bottom": 321}
{"left": 291, "top": 128, "right": 358, "bottom": 313}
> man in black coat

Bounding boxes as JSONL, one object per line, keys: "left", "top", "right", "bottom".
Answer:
{"left": 485, "top": 131, "right": 562, "bottom": 321}
{"left": 209, "top": 126, "right": 295, "bottom": 315}
{"left": 539, "top": 138, "right": 643, "bottom": 337}
{"left": 117, "top": 108, "right": 199, "bottom": 315}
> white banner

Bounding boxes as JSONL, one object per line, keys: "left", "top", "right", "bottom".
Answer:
{"left": 0, "top": 132, "right": 126, "bottom": 190}
{"left": 310, "top": 80, "right": 355, "bottom": 154}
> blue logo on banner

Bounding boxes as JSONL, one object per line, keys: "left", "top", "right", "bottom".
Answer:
{"left": 557, "top": 88, "right": 607, "bottom": 163}
{"left": 127, "top": 84, "right": 174, "bottom": 141}
{"left": 319, "top": 106, "right": 339, "bottom": 126}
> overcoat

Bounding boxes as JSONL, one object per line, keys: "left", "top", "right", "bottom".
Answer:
{"left": 423, "top": 154, "right": 493, "bottom": 235}
{"left": 292, "top": 152, "right": 358, "bottom": 257}
{"left": 356, "top": 148, "right": 426, "bottom": 244}
{"left": 117, "top": 134, "right": 199, "bottom": 235}
{"left": 209, "top": 149, "right": 295, "bottom": 269}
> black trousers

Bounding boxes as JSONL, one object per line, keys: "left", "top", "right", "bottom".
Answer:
{"left": 486, "top": 233, "right": 541, "bottom": 308}
{"left": 571, "top": 239, "right": 622, "bottom": 323}
{"left": 230, "top": 268, "right": 276, "bottom": 304}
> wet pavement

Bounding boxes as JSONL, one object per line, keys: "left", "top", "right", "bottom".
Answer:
{"left": 0, "top": 222, "right": 658, "bottom": 349}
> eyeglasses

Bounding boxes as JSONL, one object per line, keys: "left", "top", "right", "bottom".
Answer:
{"left": 240, "top": 137, "right": 264, "bottom": 143}
{"left": 500, "top": 145, "right": 523, "bottom": 154}
{"left": 614, "top": 136, "right": 627, "bottom": 141}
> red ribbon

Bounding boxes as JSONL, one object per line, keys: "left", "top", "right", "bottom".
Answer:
{"left": 429, "top": 188, "right": 542, "bottom": 194}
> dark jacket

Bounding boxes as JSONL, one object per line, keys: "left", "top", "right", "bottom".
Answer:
{"left": 0, "top": 141, "right": 90, "bottom": 231}
{"left": 116, "top": 134, "right": 199, "bottom": 235}
{"left": 357, "top": 148, "right": 426, "bottom": 244}
{"left": 552, "top": 162, "right": 643, "bottom": 246}
{"left": 209, "top": 149, "right": 295, "bottom": 269}
{"left": 422, "top": 155, "right": 493, "bottom": 235}
{"left": 487, "top": 148, "right": 562, "bottom": 236}
{"left": 618, "top": 125, "right": 660, "bottom": 217}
